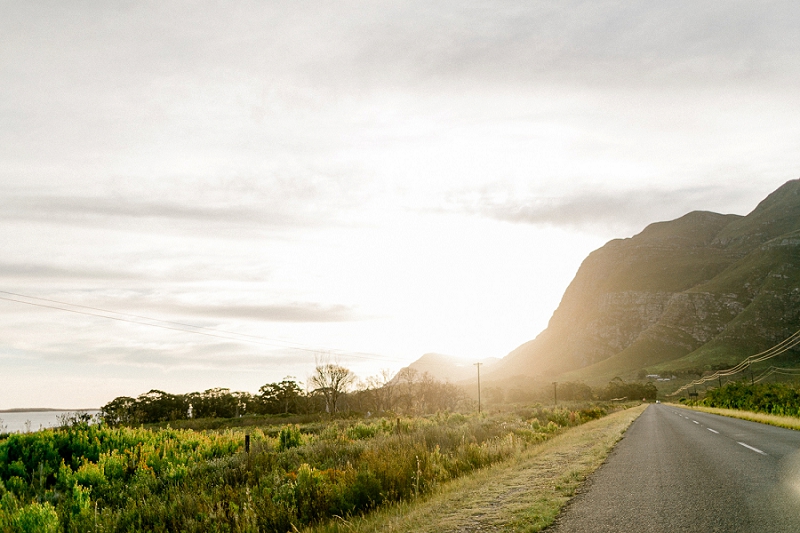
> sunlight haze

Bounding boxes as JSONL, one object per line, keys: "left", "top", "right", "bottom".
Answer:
{"left": 2, "top": 1, "right": 799, "bottom": 408}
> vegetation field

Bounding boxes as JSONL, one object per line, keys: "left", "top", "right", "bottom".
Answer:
{"left": 698, "top": 381, "right": 800, "bottom": 417}
{"left": 305, "top": 404, "right": 646, "bottom": 533}
{"left": 0, "top": 403, "right": 623, "bottom": 532}
{"left": 669, "top": 381, "right": 800, "bottom": 431}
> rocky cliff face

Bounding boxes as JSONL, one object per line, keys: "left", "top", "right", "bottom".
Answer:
{"left": 490, "top": 179, "right": 800, "bottom": 383}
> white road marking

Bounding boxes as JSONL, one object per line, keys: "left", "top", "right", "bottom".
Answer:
{"left": 737, "top": 442, "right": 768, "bottom": 456}
{"left": 708, "top": 428, "right": 719, "bottom": 434}
{"left": 693, "top": 420, "right": 699, "bottom": 424}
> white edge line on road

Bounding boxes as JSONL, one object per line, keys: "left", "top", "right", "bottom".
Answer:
{"left": 693, "top": 420, "right": 699, "bottom": 424}
{"left": 708, "top": 428, "right": 719, "bottom": 434}
{"left": 737, "top": 442, "right": 768, "bottom": 456}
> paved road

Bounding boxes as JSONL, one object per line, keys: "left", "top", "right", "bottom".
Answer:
{"left": 549, "top": 404, "right": 800, "bottom": 532}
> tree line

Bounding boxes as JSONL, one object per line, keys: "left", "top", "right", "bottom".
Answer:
{"left": 100, "top": 364, "right": 469, "bottom": 426}
{"left": 702, "top": 381, "right": 800, "bottom": 416}
{"left": 482, "top": 378, "right": 658, "bottom": 405}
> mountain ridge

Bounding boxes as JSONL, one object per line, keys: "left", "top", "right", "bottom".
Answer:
{"left": 402, "top": 179, "right": 800, "bottom": 389}
{"left": 489, "top": 179, "right": 800, "bottom": 385}
{"left": 394, "top": 352, "right": 499, "bottom": 383}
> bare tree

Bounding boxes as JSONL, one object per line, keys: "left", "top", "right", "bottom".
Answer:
{"left": 310, "top": 363, "right": 355, "bottom": 413}
{"left": 395, "top": 367, "right": 420, "bottom": 413}
{"left": 365, "top": 368, "right": 397, "bottom": 413}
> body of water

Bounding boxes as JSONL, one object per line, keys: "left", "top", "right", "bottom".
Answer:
{"left": 0, "top": 410, "right": 100, "bottom": 434}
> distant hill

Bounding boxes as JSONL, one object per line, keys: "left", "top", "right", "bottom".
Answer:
{"left": 395, "top": 353, "right": 499, "bottom": 383}
{"left": 0, "top": 408, "right": 97, "bottom": 413}
{"left": 486, "top": 179, "right": 800, "bottom": 386}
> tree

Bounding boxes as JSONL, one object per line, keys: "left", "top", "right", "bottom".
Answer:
{"left": 259, "top": 379, "right": 304, "bottom": 414}
{"left": 557, "top": 381, "right": 594, "bottom": 401}
{"left": 310, "top": 364, "right": 355, "bottom": 413}
{"left": 364, "top": 369, "right": 397, "bottom": 413}
{"left": 394, "top": 367, "right": 420, "bottom": 413}
{"left": 416, "top": 373, "right": 464, "bottom": 413}
{"left": 100, "top": 396, "right": 137, "bottom": 427}
{"left": 601, "top": 379, "right": 657, "bottom": 401}
{"left": 187, "top": 388, "right": 249, "bottom": 419}
{"left": 134, "top": 390, "right": 189, "bottom": 423}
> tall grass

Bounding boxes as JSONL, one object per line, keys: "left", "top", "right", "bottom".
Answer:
{"left": 0, "top": 405, "right": 609, "bottom": 532}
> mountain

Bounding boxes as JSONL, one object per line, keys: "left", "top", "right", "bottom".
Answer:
{"left": 395, "top": 353, "right": 499, "bottom": 383}
{"left": 487, "top": 179, "right": 800, "bottom": 386}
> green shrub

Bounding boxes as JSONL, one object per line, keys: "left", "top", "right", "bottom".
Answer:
{"left": 0, "top": 495, "right": 59, "bottom": 533}
{"left": 703, "top": 382, "right": 800, "bottom": 416}
{"left": 347, "top": 423, "right": 380, "bottom": 440}
{"left": 278, "top": 425, "right": 304, "bottom": 451}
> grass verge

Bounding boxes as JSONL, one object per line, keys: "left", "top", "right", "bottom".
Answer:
{"left": 305, "top": 404, "right": 647, "bottom": 533}
{"left": 676, "top": 404, "right": 800, "bottom": 431}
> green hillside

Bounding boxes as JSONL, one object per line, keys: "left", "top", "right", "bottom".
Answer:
{"left": 489, "top": 179, "right": 800, "bottom": 387}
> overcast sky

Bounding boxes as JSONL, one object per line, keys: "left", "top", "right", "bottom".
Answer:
{"left": 2, "top": 1, "right": 799, "bottom": 408}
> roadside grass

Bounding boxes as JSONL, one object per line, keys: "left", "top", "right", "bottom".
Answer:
{"left": 676, "top": 404, "right": 800, "bottom": 431}
{"left": 304, "top": 404, "right": 647, "bottom": 533}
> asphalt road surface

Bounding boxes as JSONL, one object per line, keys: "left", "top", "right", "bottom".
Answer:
{"left": 549, "top": 404, "right": 800, "bottom": 532}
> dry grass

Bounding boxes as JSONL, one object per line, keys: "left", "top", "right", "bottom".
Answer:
{"left": 305, "top": 404, "right": 647, "bottom": 533}
{"left": 678, "top": 404, "right": 800, "bottom": 431}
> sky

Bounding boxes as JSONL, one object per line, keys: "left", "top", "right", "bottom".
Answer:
{"left": 1, "top": 1, "right": 799, "bottom": 409}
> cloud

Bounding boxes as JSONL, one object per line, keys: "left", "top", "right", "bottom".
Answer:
{"left": 265, "top": 1, "right": 800, "bottom": 91}
{"left": 442, "top": 184, "right": 755, "bottom": 234}
{"left": 4, "top": 2, "right": 799, "bottom": 120}
{"left": 110, "top": 345, "right": 310, "bottom": 373}
{"left": 0, "top": 195, "right": 298, "bottom": 227}
{"left": 167, "top": 303, "right": 360, "bottom": 323}
{"left": 0, "top": 171, "right": 369, "bottom": 234}
{"left": 0, "top": 291, "right": 359, "bottom": 326}
{"left": 0, "top": 339, "right": 312, "bottom": 373}
{"left": 0, "top": 262, "right": 137, "bottom": 280}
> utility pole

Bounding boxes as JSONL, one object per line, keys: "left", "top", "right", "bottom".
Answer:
{"left": 474, "top": 362, "right": 482, "bottom": 414}
{"left": 553, "top": 382, "right": 558, "bottom": 406}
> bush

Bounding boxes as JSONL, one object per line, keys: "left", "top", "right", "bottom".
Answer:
{"left": 278, "top": 425, "right": 303, "bottom": 451}
{"left": 703, "top": 382, "right": 800, "bottom": 416}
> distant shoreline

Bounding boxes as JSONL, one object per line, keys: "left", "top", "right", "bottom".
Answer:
{"left": 0, "top": 408, "right": 98, "bottom": 413}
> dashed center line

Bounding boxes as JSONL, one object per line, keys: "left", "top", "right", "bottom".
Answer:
{"left": 737, "top": 442, "right": 768, "bottom": 456}
{"left": 708, "top": 428, "right": 719, "bottom": 434}
{"left": 693, "top": 420, "right": 699, "bottom": 424}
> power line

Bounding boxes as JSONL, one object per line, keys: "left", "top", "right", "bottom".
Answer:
{"left": 0, "top": 290, "right": 408, "bottom": 365}
{"left": 0, "top": 290, "right": 324, "bottom": 351}
{"left": 752, "top": 366, "right": 800, "bottom": 384}
{"left": 0, "top": 295, "right": 321, "bottom": 351}
{"left": 669, "top": 329, "right": 800, "bottom": 396}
